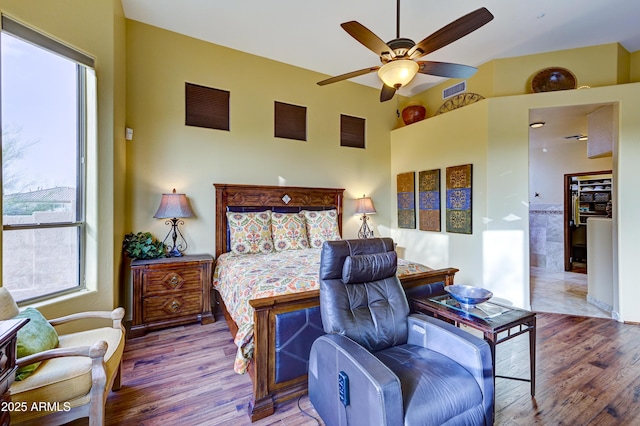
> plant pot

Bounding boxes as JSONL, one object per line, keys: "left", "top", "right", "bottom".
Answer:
{"left": 402, "top": 102, "right": 426, "bottom": 125}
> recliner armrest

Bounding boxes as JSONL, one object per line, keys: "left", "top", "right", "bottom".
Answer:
{"left": 407, "top": 314, "right": 494, "bottom": 425}
{"left": 309, "top": 334, "right": 403, "bottom": 426}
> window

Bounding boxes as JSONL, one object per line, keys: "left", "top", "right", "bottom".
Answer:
{"left": 274, "top": 101, "right": 306, "bottom": 141}
{"left": 185, "top": 82, "right": 230, "bottom": 131}
{"left": 340, "top": 114, "right": 366, "bottom": 148}
{"left": 1, "top": 16, "right": 95, "bottom": 303}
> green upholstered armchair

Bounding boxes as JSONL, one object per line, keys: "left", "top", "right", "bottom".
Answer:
{"left": 0, "top": 288, "right": 125, "bottom": 426}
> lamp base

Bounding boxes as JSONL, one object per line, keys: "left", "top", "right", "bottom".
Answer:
{"left": 358, "top": 215, "right": 374, "bottom": 239}
{"left": 166, "top": 246, "right": 183, "bottom": 257}
{"left": 162, "top": 218, "right": 188, "bottom": 257}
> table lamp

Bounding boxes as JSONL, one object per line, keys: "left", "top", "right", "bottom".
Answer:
{"left": 153, "top": 188, "right": 195, "bottom": 257}
{"left": 355, "top": 195, "right": 376, "bottom": 239}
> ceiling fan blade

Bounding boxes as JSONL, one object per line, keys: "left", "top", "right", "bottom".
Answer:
{"left": 408, "top": 7, "right": 494, "bottom": 59}
{"left": 317, "top": 66, "right": 379, "bottom": 86}
{"left": 380, "top": 84, "right": 396, "bottom": 102}
{"left": 417, "top": 61, "right": 477, "bottom": 79}
{"left": 341, "top": 21, "right": 396, "bottom": 58}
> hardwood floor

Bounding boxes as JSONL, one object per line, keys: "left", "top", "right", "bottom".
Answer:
{"left": 81, "top": 309, "right": 640, "bottom": 426}
{"left": 492, "top": 314, "right": 640, "bottom": 425}
{"left": 101, "top": 318, "right": 323, "bottom": 426}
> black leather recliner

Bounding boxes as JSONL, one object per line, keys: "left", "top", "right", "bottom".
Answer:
{"left": 308, "top": 238, "right": 494, "bottom": 426}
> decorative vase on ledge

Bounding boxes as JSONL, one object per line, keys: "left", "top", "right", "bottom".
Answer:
{"left": 402, "top": 101, "right": 426, "bottom": 125}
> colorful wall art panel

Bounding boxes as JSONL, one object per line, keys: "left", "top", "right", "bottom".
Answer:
{"left": 397, "top": 171, "right": 416, "bottom": 229}
{"left": 418, "top": 169, "right": 441, "bottom": 232}
{"left": 446, "top": 164, "right": 472, "bottom": 234}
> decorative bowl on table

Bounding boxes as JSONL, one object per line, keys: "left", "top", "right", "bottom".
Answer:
{"left": 445, "top": 285, "right": 493, "bottom": 309}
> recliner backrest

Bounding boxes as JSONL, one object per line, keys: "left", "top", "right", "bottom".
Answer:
{"left": 319, "top": 238, "right": 409, "bottom": 352}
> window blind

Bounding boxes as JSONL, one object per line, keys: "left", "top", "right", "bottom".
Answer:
{"left": 340, "top": 114, "right": 365, "bottom": 148}
{"left": 274, "top": 101, "right": 306, "bottom": 141}
{"left": 185, "top": 82, "right": 230, "bottom": 131}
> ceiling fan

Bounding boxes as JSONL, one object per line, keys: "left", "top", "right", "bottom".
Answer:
{"left": 317, "top": 2, "right": 494, "bottom": 102}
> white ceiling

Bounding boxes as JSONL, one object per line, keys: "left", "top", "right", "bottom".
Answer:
{"left": 121, "top": 0, "right": 640, "bottom": 97}
{"left": 529, "top": 104, "right": 607, "bottom": 151}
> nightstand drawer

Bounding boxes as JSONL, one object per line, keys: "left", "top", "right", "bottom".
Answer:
{"left": 130, "top": 254, "right": 214, "bottom": 337}
{"left": 143, "top": 293, "right": 202, "bottom": 323}
{"left": 143, "top": 268, "right": 202, "bottom": 295}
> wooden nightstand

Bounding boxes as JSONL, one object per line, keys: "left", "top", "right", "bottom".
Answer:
{"left": 130, "top": 254, "right": 214, "bottom": 338}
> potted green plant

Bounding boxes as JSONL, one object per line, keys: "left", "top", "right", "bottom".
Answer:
{"left": 122, "top": 232, "right": 165, "bottom": 260}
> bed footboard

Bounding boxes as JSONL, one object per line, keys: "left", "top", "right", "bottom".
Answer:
{"left": 247, "top": 290, "right": 320, "bottom": 420}
{"left": 240, "top": 267, "right": 458, "bottom": 422}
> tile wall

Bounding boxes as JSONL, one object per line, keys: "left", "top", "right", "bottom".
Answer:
{"left": 529, "top": 204, "right": 564, "bottom": 271}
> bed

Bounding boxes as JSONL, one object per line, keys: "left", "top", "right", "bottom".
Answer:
{"left": 213, "top": 183, "right": 458, "bottom": 421}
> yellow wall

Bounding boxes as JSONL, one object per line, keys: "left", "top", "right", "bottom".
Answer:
{"left": 124, "top": 20, "right": 401, "bottom": 262}
{"left": 493, "top": 44, "right": 625, "bottom": 96}
{"left": 616, "top": 44, "right": 631, "bottom": 84}
{"left": 413, "top": 43, "right": 630, "bottom": 120}
{"left": 631, "top": 51, "right": 640, "bottom": 81}
{"left": 388, "top": 101, "right": 488, "bottom": 285}
{"left": 0, "top": 0, "right": 127, "bottom": 318}
{"left": 391, "top": 83, "right": 640, "bottom": 322}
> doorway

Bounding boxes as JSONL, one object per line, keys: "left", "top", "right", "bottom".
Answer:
{"left": 528, "top": 104, "right": 614, "bottom": 317}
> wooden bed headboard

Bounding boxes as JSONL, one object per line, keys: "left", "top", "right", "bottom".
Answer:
{"left": 214, "top": 183, "right": 345, "bottom": 258}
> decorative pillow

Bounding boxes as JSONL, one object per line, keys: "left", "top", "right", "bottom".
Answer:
{"left": 302, "top": 209, "right": 341, "bottom": 248}
{"left": 0, "top": 287, "right": 19, "bottom": 320}
{"left": 271, "top": 212, "right": 309, "bottom": 251}
{"left": 14, "top": 307, "right": 59, "bottom": 381}
{"left": 226, "top": 210, "right": 274, "bottom": 254}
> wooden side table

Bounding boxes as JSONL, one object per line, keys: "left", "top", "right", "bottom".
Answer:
{"left": 130, "top": 254, "right": 214, "bottom": 338}
{"left": 0, "top": 318, "right": 29, "bottom": 426}
{"left": 411, "top": 294, "right": 536, "bottom": 397}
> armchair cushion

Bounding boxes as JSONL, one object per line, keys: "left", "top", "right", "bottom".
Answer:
{"left": 14, "top": 307, "right": 59, "bottom": 380}
{"left": 375, "top": 344, "right": 485, "bottom": 426}
{"left": 10, "top": 326, "right": 124, "bottom": 410}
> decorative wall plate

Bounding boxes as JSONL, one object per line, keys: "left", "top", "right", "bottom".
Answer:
{"left": 531, "top": 67, "right": 577, "bottom": 93}
{"left": 435, "top": 92, "right": 484, "bottom": 115}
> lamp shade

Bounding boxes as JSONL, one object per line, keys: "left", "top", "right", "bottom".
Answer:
{"left": 153, "top": 189, "right": 194, "bottom": 219}
{"left": 355, "top": 196, "right": 376, "bottom": 215}
{"left": 377, "top": 60, "right": 419, "bottom": 88}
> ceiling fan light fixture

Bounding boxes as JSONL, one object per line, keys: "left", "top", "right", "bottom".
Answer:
{"left": 377, "top": 60, "right": 419, "bottom": 88}
{"left": 529, "top": 121, "right": 545, "bottom": 128}
{"left": 577, "top": 135, "right": 588, "bottom": 141}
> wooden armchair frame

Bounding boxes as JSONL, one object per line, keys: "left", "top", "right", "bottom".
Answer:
{"left": 12, "top": 307, "right": 125, "bottom": 426}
